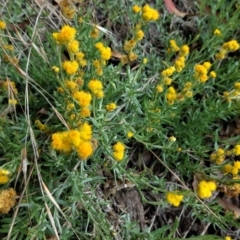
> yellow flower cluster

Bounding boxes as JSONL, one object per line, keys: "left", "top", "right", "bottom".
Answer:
{"left": 0, "top": 188, "right": 17, "bottom": 214}
{"left": 169, "top": 40, "right": 180, "bottom": 52}
{"left": 223, "top": 161, "right": 240, "bottom": 176}
{"left": 106, "top": 103, "right": 117, "bottom": 112}
{"left": 132, "top": 4, "right": 159, "bottom": 21}
{"left": 51, "top": 122, "right": 94, "bottom": 160}
{"left": 72, "top": 90, "right": 92, "bottom": 118}
{"left": 0, "top": 20, "right": 6, "bottom": 30}
{"left": 177, "top": 82, "right": 193, "bottom": 101}
{"left": 223, "top": 82, "right": 240, "bottom": 102}
{"left": 0, "top": 169, "right": 11, "bottom": 185}
{"left": 210, "top": 148, "right": 225, "bottom": 164}
{"left": 62, "top": 60, "right": 79, "bottom": 75}
{"left": 59, "top": 0, "right": 76, "bottom": 19}
{"left": 233, "top": 144, "right": 240, "bottom": 155}
{"left": 166, "top": 86, "right": 177, "bottom": 104}
{"left": 35, "top": 120, "right": 47, "bottom": 132}
{"left": 95, "top": 42, "right": 111, "bottom": 61}
{"left": 142, "top": 4, "right": 160, "bottom": 21}
{"left": 215, "top": 40, "right": 239, "bottom": 60}
{"left": 88, "top": 79, "right": 104, "bottom": 98}
{"left": 166, "top": 192, "right": 184, "bottom": 207}
{"left": 197, "top": 180, "right": 217, "bottom": 199}
{"left": 53, "top": 25, "right": 76, "bottom": 45}
{"left": 194, "top": 62, "right": 216, "bottom": 83}
{"left": 112, "top": 142, "right": 125, "bottom": 161}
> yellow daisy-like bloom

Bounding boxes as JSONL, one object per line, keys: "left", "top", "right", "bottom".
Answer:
{"left": 88, "top": 79, "right": 103, "bottom": 98}
{"left": 224, "top": 236, "right": 232, "bottom": 240}
{"left": 166, "top": 192, "right": 184, "bottom": 207}
{"left": 174, "top": 56, "right": 185, "bottom": 72}
{"left": 64, "top": 80, "right": 78, "bottom": 91}
{"left": 62, "top": 60, "right": 79, "bottom": 75}
{"left": 95, "top": 42, "right": 111, "bottom": 61}
{"left": 77, "top": 141, "right": 93, "bottom": 160}
{"left": 203, "top": 61, "right": 212, "bottom": 70}
{"left": 0, "top": 169, "right": 10, "bottom": 185}
{"left": 73, "top": 91, "right": 92, "bottom": 107}
{"left": 0, "top": 188, "right": 17, "bottom": 214}
{"left": 132, "top": 5, "right": 141, "bottom": 13}
{"left": 0, "top": 20, "right": 6, "bottom": 30}
{"left": 106, "top": 103, "right": 117, "bottom": 112}
{"left": 52, "top": 25, "right": 76, "bottom": 44}
{"left": 67, "top": 39, "right": 79, "bottom": 53}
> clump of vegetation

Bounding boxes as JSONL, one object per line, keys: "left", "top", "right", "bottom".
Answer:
{"left": 0, "top": 0, "right": 240, "bottom": 239}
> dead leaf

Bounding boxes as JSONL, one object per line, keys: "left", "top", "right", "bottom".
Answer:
{"left": 111, "top": 50, "right": 125, "bottom": 59}
{"left": 163, "top": 0, "right": 188, "bottom": 17}
{"left": 218, "top": 197, "right": 240, "bottom": 218}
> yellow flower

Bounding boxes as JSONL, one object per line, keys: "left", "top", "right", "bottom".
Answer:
{"left": 174, "top": 56, "right": 185, "bottom": 72}
{"left": 166, "top": 86, "right": 177, "bottom": 104}
{"left": 77, "top": 141, "right": 93, "bottom": 160}
{"left": 132, "top": 5, "right": 141, "bottom": 13}
{"left": 233, "top": 145, "right": 240, "bottom": 156}
{"left": 106, "top": 103, "right": 117, "bottom": 112}
{"left": 88, "top": 79, "right": 103, "bottom": 98}
{"left": 142, "top": 4, "right": 160, "bottom": 21}
{"left": 223, "top": 164, "right": 232, "bottom": 174}
{"left": 210, "top": 148, "right": 225, "bottom": 164}
{"left": 35, "top": 119, "right": 47, "bottom": 131}
{"left": 179, "top": 45, "right": 189, "bottom": 56}
{"left": 156, "top": 84, "right": 164, "bottom": 93}
{"left": 52, "top": 66, "right": 60, "bottom": 73}
{"left": 209, "top": 71, "right": 217, "bottom": 78}
{"left": 113, "top": 142, "right": 125, "bottom": 161}
{"left": 62, "top": 60, "right": 79, "bottom": 75}
{"left": 90, "top": 27, "right": 99, "bottom": 38}
{"left": 124, "top": 39, "right": 136, "bottom": 52}
{"left": 64, "top": 80, "right": 78, "bottom": 91}
{"left": 0, "top": 169, "right": 10, "bottom": 185}
{"left": 214, "top": 29, "right": 221, "bottom": 35}
{"left": 169, "top": 40, "right": 179, "bottom": 52}
{"left": 234, "top": 82, "right": 240, "bottom": 91}
{"left": 67, "top": 39, "right": 79, "bottom": 53}
{"left": 222, "top": 40, "right": 239, "bottom": 52}
{"left": 51, "top": 132, "right": 72, "bottom": 153}
{"left": 0, "top": 188, "right": 17, "bottom": 214}
{"left": 197, "top": 180, "right": 217, "bottom": 199}
{"left": 0, "top": 20, "right": 6, "bottom": 30}
{"left": 166, "top": 192, "right": 184, "bottom": 207}
{"left": 80, "top": 107, "right": 91, "bottom": 118}
{"left": 233, "top": 161, "right": 240, "bottom": 170}
{"left": 73, "top": 91, "right": 92, "bottom": 107}
{"left": 161, "top": 66, "right": 175, "bottom": 77}
{"left": 203, "top": 62, "right": 212, "bottom": 70}
{"left": 224, "top": 236, "right": 232, "bottom": 240}
{"left": 163, "top": 78, "right": 172, "bottom": 85}
{"left": 52, "top": 25, "right": 76, "bottom": 44}
{"left": 95, "top": 42, "right": 111, "bottom": 61}
{"left": 8, "top": 98, "right": 17, "bottom": 105}
{"left": 169, "top": 136, "right": 176, "bottom": 142}
{"left": 134, "top": 30, "right": 144, "bottom": 41}
{"left": 68, "top": 130, "right": 82, "bottom": 147}
{"left": 79, "top": 122, "right": 92, "bottom": 141}
{"left": 127, "top": 131, "right": 134, "bottom": 138}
